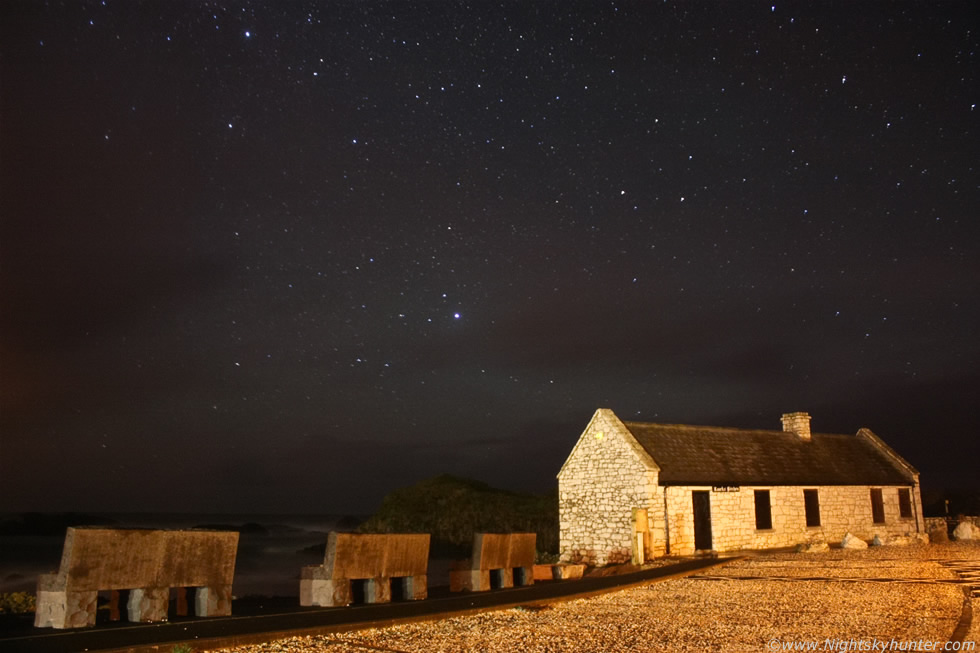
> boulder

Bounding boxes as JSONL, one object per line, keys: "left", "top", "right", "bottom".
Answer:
{"left": 871, "top": 535, "right": 884, "bottom": 547}
{"left": 929, "top": 528, "right": 949, "bottom": 543}
{"left": 841, "top": 533, "right": 868, "bottom": 549}
{"left": 910, "top": 532, "right": 929, "bottom": 545}
{"left": 953, "top": 522, "right": 978, "bottom": 541}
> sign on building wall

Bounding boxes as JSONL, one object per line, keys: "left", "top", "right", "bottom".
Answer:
{"left": 712, "top": 486, "right": 740, "bottom": 492}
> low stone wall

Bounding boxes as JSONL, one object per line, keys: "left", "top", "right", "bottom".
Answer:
{"left": 925, "top": 515, "right": 980, "bottom": 534}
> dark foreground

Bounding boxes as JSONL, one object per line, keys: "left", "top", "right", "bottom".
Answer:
{"left": 0, "top": 557, "right": 730, "bottom": 653}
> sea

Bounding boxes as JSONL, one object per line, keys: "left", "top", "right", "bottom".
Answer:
{"left": 0, "top": 513, "right": 367, "bottom": 598}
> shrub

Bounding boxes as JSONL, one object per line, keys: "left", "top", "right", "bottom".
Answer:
{"left": 0, "top": 592, "right": 36, "bottom": 614}
{"left": 358, "top": 474, "right": 559, "bottom": 556}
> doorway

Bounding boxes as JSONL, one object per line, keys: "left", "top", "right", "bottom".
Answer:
{"left": 692, "top": 491, "right": 713, "bottom": 551}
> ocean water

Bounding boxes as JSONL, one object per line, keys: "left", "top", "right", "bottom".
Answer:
{"left": 0, "top": 513, "right": 352, "bottom": 598}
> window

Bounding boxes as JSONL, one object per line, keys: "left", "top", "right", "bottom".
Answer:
{"left": 870, "top": 488, "right": 885, "bottom": 524}
{"left": 804, "top": 489, "right": 821, "bottom": 527}
{"left": 754, "top": 490, "right": 773, "bottom": 530}
{"left": 898, "top": 488, "right": 913, "bottom": 519}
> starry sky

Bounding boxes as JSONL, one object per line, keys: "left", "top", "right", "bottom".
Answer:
{"left": 1, "top": 1, "right": 977, "bottom": 514}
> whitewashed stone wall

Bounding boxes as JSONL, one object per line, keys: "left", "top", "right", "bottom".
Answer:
{"left": 662, "top": 484, "right": 923, "bottom": 555}
{"left": 558, "top": 410, "right": 660, "bottom": 566}
{"left": 559, "top": 409, "right": 923, "bottom": 564}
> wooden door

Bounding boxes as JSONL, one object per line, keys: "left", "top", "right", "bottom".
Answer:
{"left": 692, "top": 491, "right": 712, "bottom": 551}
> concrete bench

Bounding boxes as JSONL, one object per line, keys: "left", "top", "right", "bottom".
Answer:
{"left": 300, "top": 532, "right": 430, "bottom": 607}
{"left": 34, "top": 527, "right": 238, "bottom": 629}
{"left": 449, "top": 532, "right": 536, "bottom": 592}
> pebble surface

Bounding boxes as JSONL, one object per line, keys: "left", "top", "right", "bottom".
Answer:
{"left": 209, "top": 542, "right": 979, "bottom": 652}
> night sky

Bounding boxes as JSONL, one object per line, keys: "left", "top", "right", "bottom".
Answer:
{"left": 1, "top": 2, "right": 977, "bottom": 515}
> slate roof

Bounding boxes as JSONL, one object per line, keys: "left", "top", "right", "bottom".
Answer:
{"left": 622, "top": 422, "right": 915, "bottom": 486}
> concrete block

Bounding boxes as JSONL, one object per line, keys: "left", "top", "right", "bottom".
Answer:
{"left": 392, "top": 574, "right": 428, "bottom": 600}
{"left": 533, "top": 564, "right": 556, "bottom": 581}
{"left": 35, "top": 527, "right": 239, "bottom": 629}
{"left": 407, "top": 574, "right": 427, "bottom": 600}
{"left": 363, "top": 577, "right": 390, "bottom": 604}
{"left": 33, "top": 575, "right": 98, "bottom": 629}
{"left": 196, "top": 585, "right": 233, "bottom": 617}
{"left": 514, "top": 566, "right": 534, "bottom": 586}
{"left": 299, "top": 567, "right": 351, "bottom": 607}
{"left": 302, "top": 533, "right": 430, "bottom": 605}
{"left": 127, "top": 587, "right": 169, "bottom": 623}
{"left": 449, "top": 568, "right": 489, "bottom": 592}
{"left": 492, "top": 567, "right": 514, "bottom": 589}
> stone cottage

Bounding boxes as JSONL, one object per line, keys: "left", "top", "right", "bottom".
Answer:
{"left": 558, "top": 409, "right": 923, "bottom": 566}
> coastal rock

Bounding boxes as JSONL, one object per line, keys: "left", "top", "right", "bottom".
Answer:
{"left": 952, "top": 522, "right": 978, "bottom": 541}
{"left": 841, "top": 533, "right": 868, "bottom": 549}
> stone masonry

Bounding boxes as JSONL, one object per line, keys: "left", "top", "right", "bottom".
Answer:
{"left": 662, "top": 484, "right": 922, "bottom": 555}
{"left": 558, "top": 409, "right": 924, "bottom": 565}
{"left": 557, "top": 409, "right": 661, "bottom": 566}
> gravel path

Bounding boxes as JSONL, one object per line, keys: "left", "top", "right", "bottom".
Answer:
{"left": 210, "top": 542, "right": 980, "bottom": 652}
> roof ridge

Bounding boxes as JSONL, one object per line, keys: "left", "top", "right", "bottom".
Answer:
{"left": 623, "top": 420, "right": 853, "bottom": 438}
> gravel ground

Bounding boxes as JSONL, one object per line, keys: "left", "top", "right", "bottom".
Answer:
{"left": 210, "top": 542, "right": 980, "bottom": 653}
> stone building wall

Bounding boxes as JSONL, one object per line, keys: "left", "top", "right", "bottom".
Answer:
{"left": 661, "top": 484, "right": 922, "bottom": 555}
{"left": 559, "top": 409, "right": 923, "bottom": 565}
{"left": 558, "top": 410, "right": 659, "bottom": 566}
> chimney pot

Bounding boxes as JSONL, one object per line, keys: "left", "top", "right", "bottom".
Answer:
{"left": 781, "top": 412, "right": 812, "bottom": 441}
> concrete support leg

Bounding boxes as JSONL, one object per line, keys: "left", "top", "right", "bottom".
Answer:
{"left": 364, "top": 577, "right": 390, "bottom": 604}
{"left": 108, "top": 590, "right": 121, "bottom": 621}
{"left": 299, "top": 567, "right": 350, "bottom": 607}
{"left": 492, "top": 567, "right": 514, "bottom": 589}
{"left": 195, "top": 585, "right": 233, "bottom": 617}
{"left": 127, "top": 587, "right": 169, "bottom": 623}
{"left": 34, "top": 586, "right": 98, "bottom": 629}
{"left": 405, "top": 574, "right": 427, "bottom": 600}
{"left": 175, "top": 587, "right": 188, "bottom": 617}
{"left": 514, "top": 566, "right": 534, "bottom": 587}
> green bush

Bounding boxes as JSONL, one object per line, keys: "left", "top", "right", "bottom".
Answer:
{"left": 358, "top": 474, "right": 559, "bottom": 556}
{"left": 0, "top": 592, "right": 36, "bottom": 614}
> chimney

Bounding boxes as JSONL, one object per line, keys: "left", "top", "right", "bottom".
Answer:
{"left": 781, "top": 412, "right": 812, "bottom": 441}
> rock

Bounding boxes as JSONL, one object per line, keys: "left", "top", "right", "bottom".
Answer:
{"left": 871, "top": 535, "right": 884, "bottom": 546}
{"left": 953, "top": 522, "right": 978, "bottom": 541}
{"left": 909, "top": 532, "right": 929, "bottom": 545}
{"left": 929, "top": 528, "right": 949, "bottom": 543}
{"left": 841, "top": 533, "right": 868, "bottom": 549}
{"left": 796, "top": 540, "right": 829, "bottom": 553}
{"left": 555, "top": 563, "right": 586, "bottom": 580}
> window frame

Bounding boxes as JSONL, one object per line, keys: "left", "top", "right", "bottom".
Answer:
{"left": 754, "top": 489, "right": 773, "bottom": 531}
{"left": 803, "top": 489, "right": 821, "bottom": 527}
{"left": 870, "top": 488, "right": 885, "bottom": 524}
{"left": 897, "top": 488, "right": 913, "bottom": 520}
